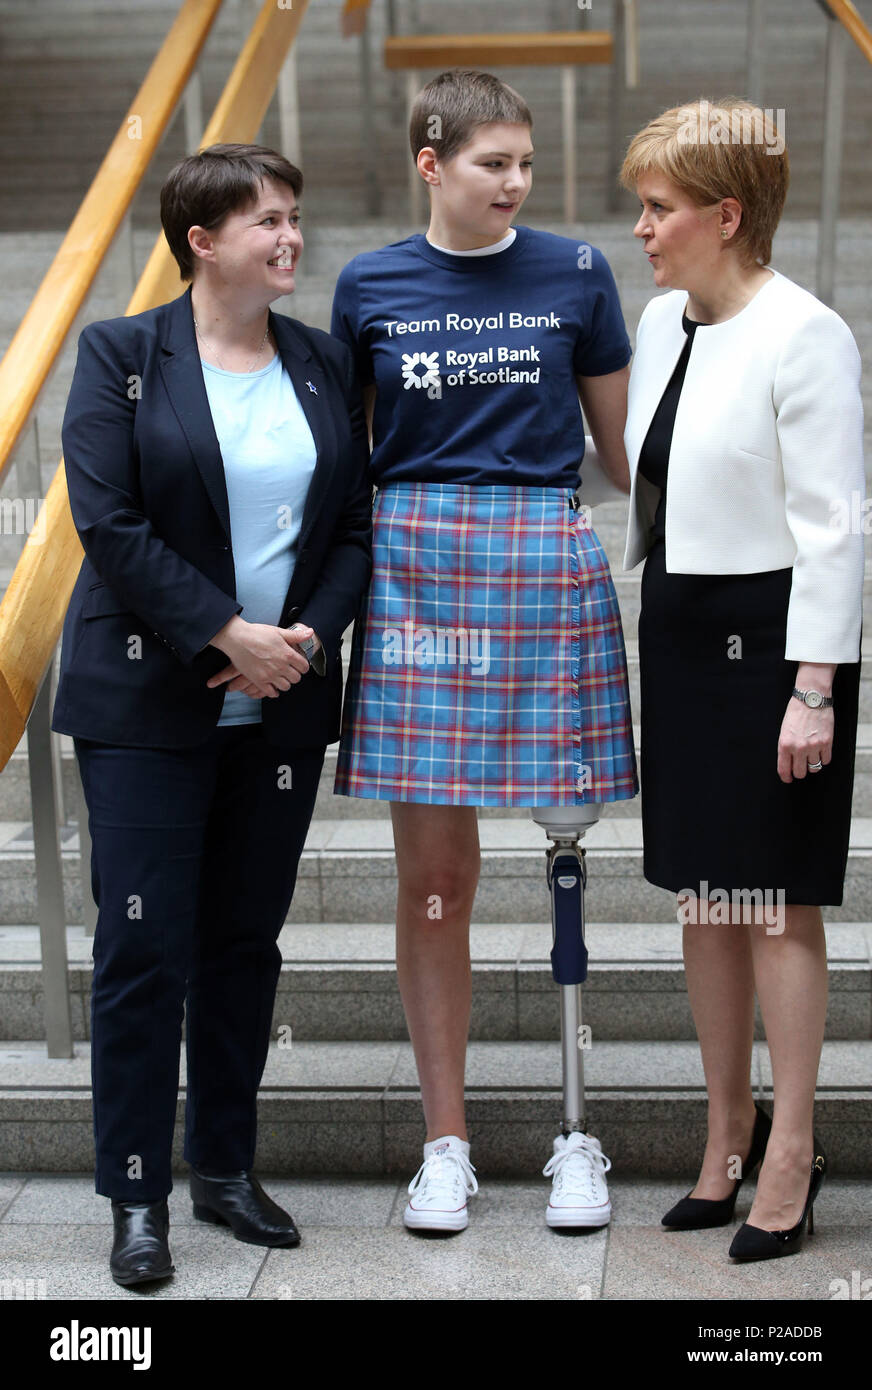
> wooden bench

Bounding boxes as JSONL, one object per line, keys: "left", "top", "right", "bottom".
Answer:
{"left": 384, "top": 28, "right": 631, "bottom": 222}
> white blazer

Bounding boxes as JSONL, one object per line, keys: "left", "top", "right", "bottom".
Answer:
{"left": 621, "top": 269, "right": 865, "bottom": 664}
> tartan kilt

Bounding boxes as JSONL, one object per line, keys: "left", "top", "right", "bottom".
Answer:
{"left": 334, "top": 481, "right": 638, "bottom": 806}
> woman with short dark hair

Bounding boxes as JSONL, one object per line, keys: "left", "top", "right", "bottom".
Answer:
{"left": 53, "top": 143, "right": 371, "bottom": 1285}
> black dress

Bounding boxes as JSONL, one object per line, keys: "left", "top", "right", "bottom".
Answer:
{"left": 637, "top": 313, "right": 860, "bottom": 905}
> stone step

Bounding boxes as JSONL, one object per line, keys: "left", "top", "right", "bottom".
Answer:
{"left": 3, "top": 0, "right": 872, "bottom": 230}
{"left": 3, "top": 817, "right": 872, "bottom": 925}
{"left": 2, "top": 920, "right": 869, "bottom": 1045}
{"left": 0, "top": 1036, "right": 868, "bottom": 1175}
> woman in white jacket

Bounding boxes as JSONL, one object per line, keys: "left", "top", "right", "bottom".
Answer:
{"left": 620, "top": 99, "right": 864, "bottom": 1261}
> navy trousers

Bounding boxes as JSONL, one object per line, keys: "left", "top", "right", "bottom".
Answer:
{"left": 74, "top": 723, "right": 323, "bottom": 1201}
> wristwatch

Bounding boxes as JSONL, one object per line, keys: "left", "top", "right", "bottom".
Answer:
{"left": 296, "top": 634, "right": 318, "bottom": 663}
{"left": 792, "top": 687, "right": 833, "bottom": 709}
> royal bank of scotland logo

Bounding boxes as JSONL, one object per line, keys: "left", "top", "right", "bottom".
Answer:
{"left": 401, "top": 350, "right": 441, "bottom": 394}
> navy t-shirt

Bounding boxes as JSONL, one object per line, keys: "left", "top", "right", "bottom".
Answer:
{"left": 330, "top": 224, "right": 631, "bottom": 488}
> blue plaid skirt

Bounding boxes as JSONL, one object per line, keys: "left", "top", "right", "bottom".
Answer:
{"left": 334, "top": 481, "right": 638, "bottom": 806}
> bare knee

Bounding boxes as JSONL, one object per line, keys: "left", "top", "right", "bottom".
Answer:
{"left": 390, "top": 809, "right": 478, "bottom": 921}
{"left": 397, "top": 849, "right": 480, "bottom": 919}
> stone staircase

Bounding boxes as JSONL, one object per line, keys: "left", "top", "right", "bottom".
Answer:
{"left": 1, "top": 214, "right": 871, "bottom": 1178}
{"left": 2, "top": 530, "right": 872, "bottom": 1178}
{"left": 0, "top": 0, "right": 870, "bottom": 1184}
{"left": 1, "top": 0, "right": 871, "bottom": 228}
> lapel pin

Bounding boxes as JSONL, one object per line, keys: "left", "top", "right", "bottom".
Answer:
{"left": 305, "top": 380, "right": 318, "bottom": 395}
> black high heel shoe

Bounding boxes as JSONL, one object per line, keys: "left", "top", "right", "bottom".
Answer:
{"left": 662, "top": 1101, "right": 772, "bottom": 1230}
{"left": 728, "top": 1144, "right": 826, "bottom": 1261}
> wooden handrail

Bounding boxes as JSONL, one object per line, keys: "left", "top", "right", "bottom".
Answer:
{"left": 823, "top": 0, "right": 872, "bottom": 65}
{"left": 0, "top": 0, "right": 224, "bottom": 490}
{"left": 0, "top": 0, "right": 311, "bottom": 769}
{"left": 384, "top": 32, "right": 613, "bottom": 69}
{"left": 130, "top": 0, "right": 312, "bottom": 314}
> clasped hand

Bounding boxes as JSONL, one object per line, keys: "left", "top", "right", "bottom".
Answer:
{"left": 206, "top": 617, "right": 315, "bottom": 699}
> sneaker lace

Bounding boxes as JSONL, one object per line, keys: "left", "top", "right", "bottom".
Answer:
{"left": 408, "top": 1149, "right": 479, "bottom": 1201}
{"left": 542, "top": 1134, "right": 612, "bottom": 1198}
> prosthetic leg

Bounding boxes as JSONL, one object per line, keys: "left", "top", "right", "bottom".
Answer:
{"left": 531, "top": 804, "right": 601, "bottom": 1130}
{"left": 531, "top": 804, "right": 612, "bottom": 1226}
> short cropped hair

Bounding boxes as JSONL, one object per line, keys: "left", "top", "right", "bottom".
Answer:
{"left": 619, "top": 97, "right": 789, "bottom": 266}
{"left": 160, "top": 143, "right": 303, "bottom": 281}
{"left": 409, "top": 68, "right": 532, "bottom": 165}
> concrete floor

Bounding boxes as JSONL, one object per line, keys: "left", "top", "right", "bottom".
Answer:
{"left": 0, "top": 1171, "right": 869, "bottom": 1302}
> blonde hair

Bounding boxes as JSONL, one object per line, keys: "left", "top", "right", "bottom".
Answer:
{"left": 620, "top": 97, "right": 789, "bottom": 266}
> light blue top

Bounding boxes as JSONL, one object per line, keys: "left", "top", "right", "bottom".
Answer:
{"left": 201, "top": 351, "right": 318, "bottom": 725}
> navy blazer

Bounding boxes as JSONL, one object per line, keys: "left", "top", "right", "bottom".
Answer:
{"left": 51, "top": 286, "right": 372, "bottom": 749}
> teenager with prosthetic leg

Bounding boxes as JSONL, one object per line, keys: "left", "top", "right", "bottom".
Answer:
{"left": 331, "top": 71, "right": 637, "bottom": 1232}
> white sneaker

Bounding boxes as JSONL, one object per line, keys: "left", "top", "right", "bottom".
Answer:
{"left": 404, "top": 1135, "right": 478, "bottom": 1232}
{"left": 543, "top": 1130, "right": 612, "bottom": 1228}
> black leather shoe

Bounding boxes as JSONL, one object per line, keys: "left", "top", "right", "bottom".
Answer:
{"left": 662, "top": 1101, "right": 772, "bottom": 1230}
{"left": 190, "top": 1168, "right": 301, "bottom": 1247}
{"left": 109, "top": 1200, "right": 174, "bottom": 1286}
{"left": 729, "top": 1146, "right": 826, "bottom": 1261}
